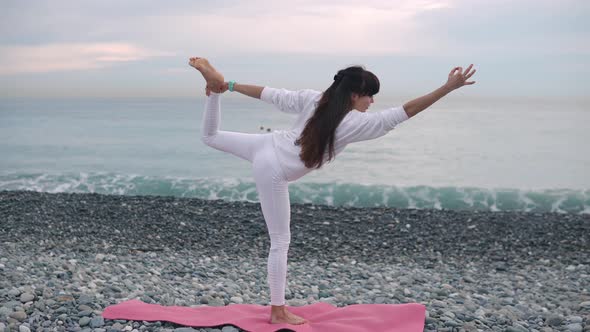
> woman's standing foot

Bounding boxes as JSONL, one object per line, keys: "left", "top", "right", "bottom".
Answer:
{"left": 188, "top": 57, "right": 225, "bottom": 93}
{"left": 270, "top": 306, "right": 308, "bottom": 325}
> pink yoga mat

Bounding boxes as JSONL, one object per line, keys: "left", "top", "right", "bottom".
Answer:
{"left": 102, "top": 299, "right": 425, "bottom": 332}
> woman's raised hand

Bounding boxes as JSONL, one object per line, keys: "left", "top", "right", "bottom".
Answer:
{"left": 445, "top": 64, "right": 477, "bottom": 91}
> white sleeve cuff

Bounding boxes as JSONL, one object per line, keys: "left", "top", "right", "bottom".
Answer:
{"left": 260, "top": 86, "right": 276, "bottom": 103}
{"left": 380, "top": 106, "right": 409, "bottom": 131}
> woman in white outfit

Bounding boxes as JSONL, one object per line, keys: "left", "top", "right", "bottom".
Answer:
{"left": 189, "top": 57, "right": 476, "bottom": 325}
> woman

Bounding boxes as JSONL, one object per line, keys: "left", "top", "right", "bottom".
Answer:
{"left": 189, "top": 57, "right": 476, "bottom": 325}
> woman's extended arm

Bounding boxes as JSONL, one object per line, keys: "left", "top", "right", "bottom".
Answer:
{"left": 213, "top": 81, "right": 317, "bottom": 114}
{"left": 211, "top": 82, "right": 265, "bottom": 99}
{"left": 403, "top": 64, "right": 476, "bottom": 118}
{"left": 233, "top": 83, "right": 265, "bottom": 99}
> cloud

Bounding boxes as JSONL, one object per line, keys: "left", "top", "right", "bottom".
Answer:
{"left": 0, "top": 43, "right": 174, "bottom": 75}
{"left": 0, "top": 0, "right": 457, "bottom": 57}
{"left": 3, "top": 0, "right": 586, "bottom": 59}
{"left": 134, "top": 0, "right": 456, "bottom": 56}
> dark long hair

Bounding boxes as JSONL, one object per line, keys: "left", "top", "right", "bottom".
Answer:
{"left": 295, "top": 66, "right": 380, "bottom": 169}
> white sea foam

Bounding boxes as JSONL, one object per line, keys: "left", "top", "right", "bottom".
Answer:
{"left": 0, "top": 172, "right": 588, "bottom": 214}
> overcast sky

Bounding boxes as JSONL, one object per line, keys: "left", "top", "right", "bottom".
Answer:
{"left": 0, "top": 0, "right": 588, "bottom": 99}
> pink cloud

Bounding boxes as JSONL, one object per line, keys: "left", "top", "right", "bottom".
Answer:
{"left": 0, "top": 43, "right": 174, "bottom": 75}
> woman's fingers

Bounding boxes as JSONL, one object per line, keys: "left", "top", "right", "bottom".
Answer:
{"left": 449, "top": 66, "right": 463, "bottom": 76}
{"left": 464, "top": 64, "right": 475, "bottom": 77}
{"left": 452, "top": 64, "right": 477, "bottom": 76}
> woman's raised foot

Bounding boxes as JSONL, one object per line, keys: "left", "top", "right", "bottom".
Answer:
{"left": 188, "top": 57, "right": 225, "bottom": 93}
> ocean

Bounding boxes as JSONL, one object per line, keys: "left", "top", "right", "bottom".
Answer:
{"left": 1, "top": 95, "right": 588, "bottom": 214}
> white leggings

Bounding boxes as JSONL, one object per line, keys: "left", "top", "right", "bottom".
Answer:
{"left": 201, "top": 93, "right": 291, "bottom": 306}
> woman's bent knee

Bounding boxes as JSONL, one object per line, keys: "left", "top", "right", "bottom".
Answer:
{"left": 201, "top": 134, "right": 216, "bottom": 147}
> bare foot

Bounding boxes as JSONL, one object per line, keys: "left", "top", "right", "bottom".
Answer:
{"left": 188, "top": 57, "right": 225, "bottom": 93}
{"left": 270, "top": 308, "right": 308, "bottom": 325}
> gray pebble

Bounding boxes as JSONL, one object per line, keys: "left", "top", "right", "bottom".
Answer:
{"left": 462, "top": 276, "right": 476, "bottom": 283}
{"left": 9, "top": 311, "right": 27, "bottom": 321}
{"left": 90, "top": 316, "right": 105, "bottom": 328}
{"left": 565, "top": 323, "right": 583, "bottom": 332}
{"left": 221, "top": 326, "right": 239, "bottom": 332}
{"left": 18, "top": 325, "right": 30, "bottom": 332}
{"left": 443, "top": 319, "right": 461, "bottom": 327}
{"left": 229, "top": 296, "right": 243, "bottom": 304}
{"left": 209, "top": 298, "right": 225, "bottom": 307}
{"left": 78, "top": 304, "right": 93, "bottom": 312}
{"left": 78, "top": 310, "right": 93, "bottom": 317}
{"left": 430, "top": 300, "right": 446, "bottom": 308}
{"left": 78, "top": 294, "right": 94, "bottom": 304}
{"left": 33, "top": 301, "right": 45, "bottom": 310}
{"left": 19, "top": 293, "right": 35, "bottom": 303}
{"left": 0, "top": 307, "right": 11, "bottom": 319}
{"left": 505, "top": 325, "right": 528, "bottom": 332}
{"left": 546, "top": 314, "right": 564, "bottom": 326}
{"left": 79, "top": 317, "right": 91, "bottom": 326}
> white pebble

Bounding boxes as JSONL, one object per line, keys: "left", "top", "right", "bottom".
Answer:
{"left": 230, "top": 296, "right": 243, "bottom": 304}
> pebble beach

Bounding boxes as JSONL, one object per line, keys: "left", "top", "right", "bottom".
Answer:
{"left": 1, "top": 190, "right": 589, "bottom": 332}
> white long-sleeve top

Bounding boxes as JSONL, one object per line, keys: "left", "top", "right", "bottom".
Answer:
{"left": 260, "top": 87, "right": 409, "bottom": 182}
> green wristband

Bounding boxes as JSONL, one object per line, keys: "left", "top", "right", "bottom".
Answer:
{"left": 228, "top": 80, "right": 236, "bottom": 92}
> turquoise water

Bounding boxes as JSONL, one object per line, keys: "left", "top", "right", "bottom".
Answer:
{"left": 1, "top": 96, "right": 588, "bottom": 214}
